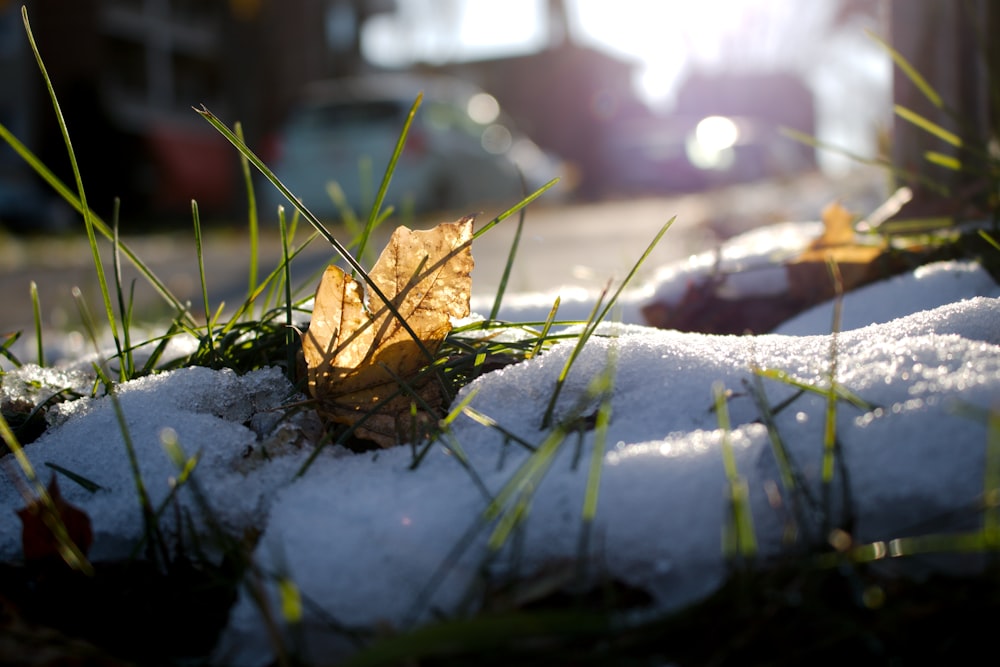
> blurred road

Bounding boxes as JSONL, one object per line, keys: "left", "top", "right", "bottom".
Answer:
{"left": 0, "top": 169, "right": 884, "bottom": 338}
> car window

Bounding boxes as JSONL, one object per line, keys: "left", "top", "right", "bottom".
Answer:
{"left": 423, "top": 100, "right": 482, "bottom": 138}
{"left": 293, "top": 100, "right": 405, "bottom": 131}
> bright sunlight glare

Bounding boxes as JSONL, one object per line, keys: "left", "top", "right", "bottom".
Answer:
{"left": 572, "top": 0, "right": 768, "bottom": 104}
{"left": 364, "top": 0, "right": 805, "bottom": 106}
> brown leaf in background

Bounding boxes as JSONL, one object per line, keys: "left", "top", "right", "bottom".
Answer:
{"left": 787, "top": 201, "right": 886, "bottom": 302}
{"left": 303, "top": 216, "right": 474, "bottom": 447}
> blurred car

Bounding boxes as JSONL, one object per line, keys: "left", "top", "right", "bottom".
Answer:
{"left": 259, "top": 73, "right": 567, "bottom": 220}
{"left": 600, "top": 111, "right": 815, "bottom": 196}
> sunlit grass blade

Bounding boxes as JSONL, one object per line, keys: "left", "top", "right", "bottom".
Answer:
{"left": 713, "top": 382, "right": 757, "bottom": 561}
{"left": 866, "top": 28, "right": 944, "bottom": 109}
{"left": 979, "top": 229, "right": 1000, "bottom": 252}
{"left": 1, "top": 331, "right": 23, "bottom": 368}
{"left": 22, "top": 8, "right": 124, "bottom": 364}
{"left": 894, "top": 105, "right": 962, "bottom": 147}
{"left": 577, "top": 352, "right": 615, "bottom": 568}
{"left": 472, "top": 178, "right": 560, "bottom": 241}
{"left": 924, "top": 150, "right": 963, "bottom": 171}
{"left": 593, "top": 215, "right": 674, "bottom": 326}
{"left": 29, "top": 281, "right": 43, "bottom": 366}
{"left": 235, "top": 121, "right": 260, "bottom": 300}
{"left": 744, "top": 373, "right": 816, "bottom": 545}
{"left": 754, "top": 367, "right": 875, "bottom": 412}
{"left": 488, "top": 201, "right": 527, "bottom": 323}
{"left": 781, "top": 126, "right": 950, "bottom": 196}
{"left": 538, "top": 215, "right": 672, "bottom": 429}
{"left": 530, "top": 298, "right": 561, "bottom": 360}
{"left": 279, "top": 210, "right": 297, "bottom": 381}
{"left": 192, "top": 201, "right": 215, "bottom": 358}
{"left": 541, "top": 284, "right": 609, "bottom": 429}
{"left": 359, "top": 95, "right": 421, "bottom": 263}
{"left": 0, "top": 121, "right": 194, "bottom": 326}
{"left": 461, "top": 405, "right": 537, "bottom": 453}
{"left": 111, "top": 204, "right": 136, "bottom": 380}
{"left": 821, "top": 260, "right": 845, "bottom": 500}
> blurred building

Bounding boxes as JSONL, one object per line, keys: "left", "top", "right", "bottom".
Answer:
{"left": 434, "top": 41, "right": 645, "bottom": 199}
{"left": 1, "top": 0, "right": 393, "bottom": 226}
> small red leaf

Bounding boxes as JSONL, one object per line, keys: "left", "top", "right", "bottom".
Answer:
{"left": 16, "top": 476, "right": 93, "bottom": 564}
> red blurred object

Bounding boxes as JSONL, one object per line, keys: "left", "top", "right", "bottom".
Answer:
{"left": 16, "top": 476, "right": 93, "bottom": 565}
{"left": 147, "top": 122, "right": 235, "bottom": 213}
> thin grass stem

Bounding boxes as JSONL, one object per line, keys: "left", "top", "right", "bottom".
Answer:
{"left": 235, "top": 122, "right": 260, "bottom": 301}
{"left": 29, "top": 281, "right": 43, "bottom": 366}
{"left": 73, "top": 287, "right": 167, "bottom": 566}
{"left": 713, "top": 381, "right": 758, "bottom": 560}
{"left": 488, "top": 204, "right": 526, "bottom": 323}
{"left": 192, "top": 200, "right": 214, "bottom": 359}
{"left": 22, "top": 8, "right": 123, "bottom": 362}
{"left": 111, "top": 203, "right": 135, "bottom": 379}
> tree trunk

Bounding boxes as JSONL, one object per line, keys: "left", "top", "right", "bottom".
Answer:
{"left": 889, "top": 0, "right": 999, "bottom": 218}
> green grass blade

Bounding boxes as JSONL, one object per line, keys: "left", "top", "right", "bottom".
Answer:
{"left": 539, "top": 215, "right": 672, "bottom": 429}
{"left": 358, "top": 94, "right": 422, "bottom": 264}
{"left": 43, "top": 462, "right": 104, "bottom": 493}
{"left": 73, "top": 287, "right": 167, "bottom": 566}
{"left": 581, "top": 355, "right": 615, "bottom": 525}
{"left": 540, "top": 285, "right": 609, "bottom": 429}
{"left": 593, "top": 215, "right": 675, "bottom": 326}
{"left": 979, "top": 229, "right": 1000, "bottom": 252}
{"left": 1, "top": 332, "right": 24, "bottom": 368}
{"left": 235, "top": 121, "right": 260, "bottom": 301}
{"left": 754, "top": 367, "right": 875, "bottom": 412}
{"left": 192, "top": 200, "right": 214, "bottom": 358}
{"left": 781, "top": 127, "right": 950, "bottom": 196}
{"left": 472, "top": 178, "right": 560, "bottom": 240}
{"left": 713, "top": 382, "right": 757, "bottom": 560}
{"left": 29, "top": 281, "right": 43, "bottom": 366}
{"left": 923, "top": 150, "right": 963, "bottom": 171}
{"left": 894, "top": 105, "right": 963, "bottom": 147}
{"left": 111, "top": 204, "right": 137, "bottom": 380}
{"left": 0, "top": 121, "right": 193, "bottom": 325}
{"left": 744, "top": 373, "right": 816, "bottom": 545}
{"left": 488, "top": 202, "right": 527, "bottom": 323}
{"left": 866, "top": 28, "right": 944, "bottom": 109}
{"left": 279, "top": 211, "right": 297, "bottom": 382}
{"left": 22, "top": 7, "right": 122, "bottom": 359}
{"left": 530, "top": 298, "right": 561, "bottom": 360}
{"left": 821, "top": 260, "right": 844, "bottom": 490}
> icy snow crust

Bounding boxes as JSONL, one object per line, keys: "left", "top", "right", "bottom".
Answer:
{"left": 215, "top": 298, "right": 1000, "bottom": 665}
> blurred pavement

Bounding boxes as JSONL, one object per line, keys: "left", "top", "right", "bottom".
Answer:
{"left": 0, "top": 168, "right": 885, "bottom": 338}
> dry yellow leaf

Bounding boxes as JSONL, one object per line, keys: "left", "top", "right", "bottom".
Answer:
{"left": 787, "top": 201, "right": 885, "bottom": 302}
{"left": 813, "top": 200, "right": 856, "bottom": 248}
{"left": 302, "top": 216, "right": 474, "bottom": 448}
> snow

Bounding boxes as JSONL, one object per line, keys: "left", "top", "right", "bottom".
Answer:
{"left": 2, "top": 221, "right": 1000, "bottom": 666}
